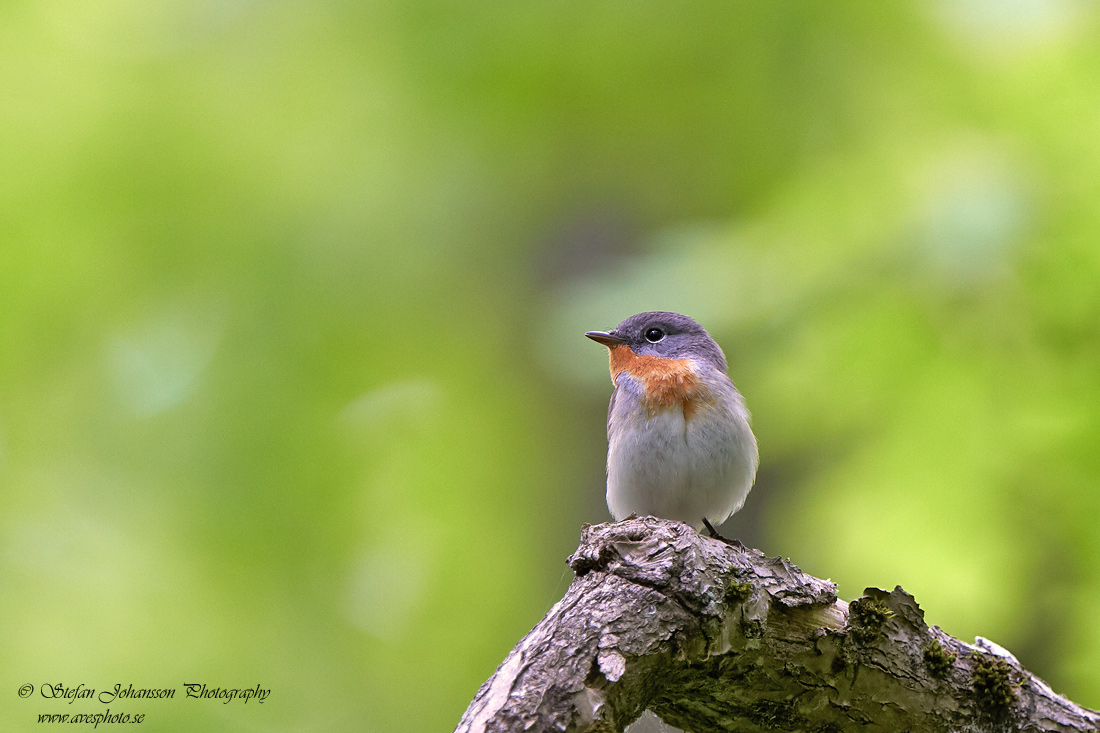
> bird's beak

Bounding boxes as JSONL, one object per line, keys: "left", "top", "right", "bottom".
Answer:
{"left": 585, "top": 330, "right": 625, "bottom": 347}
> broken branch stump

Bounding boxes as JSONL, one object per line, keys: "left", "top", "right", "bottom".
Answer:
{"left": 456, "top": 516, "right": 1100, "bottom": 733}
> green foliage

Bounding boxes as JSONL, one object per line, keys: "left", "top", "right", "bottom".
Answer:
{"left": 1, "top": 2, "right": 1099, "bottom": 730}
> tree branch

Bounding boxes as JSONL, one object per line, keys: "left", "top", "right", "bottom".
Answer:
{"left": 455, "top": 516, "right": 1100, "bottom": 733}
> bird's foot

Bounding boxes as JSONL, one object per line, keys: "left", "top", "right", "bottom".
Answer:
{"left": 701, "top": 518, "right": 745, "bottom": 550}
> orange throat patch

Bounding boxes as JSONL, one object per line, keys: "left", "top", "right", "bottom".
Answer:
{"left": 608, "top": 345, "right": 714, "bottom": 420}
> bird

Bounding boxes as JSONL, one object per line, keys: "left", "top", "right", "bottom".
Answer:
{"left": 586, "top": 311, "right": 758, "bottom": 535}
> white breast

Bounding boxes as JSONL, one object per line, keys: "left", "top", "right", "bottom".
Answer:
{"left": 606, "top": 374, "right": 758, "bottom": 529}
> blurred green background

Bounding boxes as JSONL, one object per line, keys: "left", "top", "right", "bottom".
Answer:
{"left": 3, "top": 1, "right": 1100, "bottom": 730}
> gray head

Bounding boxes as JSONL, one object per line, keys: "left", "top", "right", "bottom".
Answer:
{"left": 585, "top": 311, "right": 728, "bottom": 373}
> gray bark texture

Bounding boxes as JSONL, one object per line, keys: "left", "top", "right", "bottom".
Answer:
{"left": 455, "top": 516, "right": 1100, "bottom": 733}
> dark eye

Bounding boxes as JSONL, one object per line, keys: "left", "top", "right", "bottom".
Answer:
{"left": 644, "top": 328, "right": 665, "bottom": 343}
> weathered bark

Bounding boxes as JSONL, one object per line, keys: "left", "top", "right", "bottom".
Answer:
{"left": 456, "top": 516, "right": 1100, "bottom": 733}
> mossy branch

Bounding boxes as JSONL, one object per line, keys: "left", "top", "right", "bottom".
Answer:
{"left": 455, "top": 516, "right": 1099, "bottom": 733}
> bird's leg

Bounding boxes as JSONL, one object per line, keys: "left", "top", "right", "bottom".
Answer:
{"left": 701, "top": 518, "right": 745, "bottom": 550}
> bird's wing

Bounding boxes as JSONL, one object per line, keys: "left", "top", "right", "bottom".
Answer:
{"left": 606, "top": 387, "right": 616, "bottom": 439}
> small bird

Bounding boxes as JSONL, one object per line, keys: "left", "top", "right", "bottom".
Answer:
{"left": 586, "top": 312, "right": 758, "bottom": 534}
